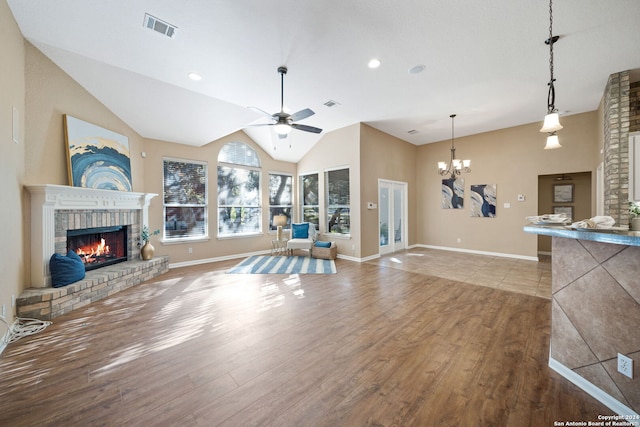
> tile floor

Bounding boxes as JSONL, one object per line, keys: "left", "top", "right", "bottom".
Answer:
{"left": 369, "top": 247, "right": 552, "bottom": 299}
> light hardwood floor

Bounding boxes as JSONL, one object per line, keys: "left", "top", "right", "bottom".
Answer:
{"left": 371, "top": 248, "right": 552, "bottom": 299}
{"left": 0, "top": 248, "right": 610, "bottom": 426}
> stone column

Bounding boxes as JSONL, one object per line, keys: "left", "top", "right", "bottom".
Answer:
{"left": 603, "top": 71, "right": 630, "bottom": 226}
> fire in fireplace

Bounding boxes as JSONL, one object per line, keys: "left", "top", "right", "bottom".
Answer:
{"left": 67, "top": 226, "right": 128, "bottom": 271}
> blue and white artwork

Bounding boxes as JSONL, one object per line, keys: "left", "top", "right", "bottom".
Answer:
{"left": 64, "top": 115, "right": 132, "bottom": 191}
{"left": 470, "top": 184, "right": 497, "bottom": 217}
{"left": 442, "top": 178, "right": 464, "bottom": 209}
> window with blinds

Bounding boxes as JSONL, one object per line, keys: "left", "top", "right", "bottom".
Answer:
{"left": 326, "top": 168, "right": 350, "bottom": 235}
{"left": 269, "top": 173, "right": 293, "bottom": 230}
{"left": 163, "top": 159, "right": 207, "bottom": 240}
{"left": 300, "top": 173, "right": 319, "bottom": 229}
{"left": 217, "top": 142, "right": 262, "bottom": 236}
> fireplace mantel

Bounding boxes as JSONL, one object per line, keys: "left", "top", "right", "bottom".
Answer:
{"left": 27, "top": 184, "right": 157, "bottom": 287}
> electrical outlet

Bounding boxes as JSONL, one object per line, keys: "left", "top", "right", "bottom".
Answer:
{"left": 618, "top": 353, "right": 633, "bottom": 379}
{"left": 188, "top": 247, "right": 193, "bottom": 254}
{"left": 11, "top": 295, "right": 15, "bottom": 307}
{"left": 0, "top": 304, "right": 5, "bottom": 319}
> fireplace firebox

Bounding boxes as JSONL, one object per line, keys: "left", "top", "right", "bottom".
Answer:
{"left": 67, "top": 226, "right": 128, "bottom": 271}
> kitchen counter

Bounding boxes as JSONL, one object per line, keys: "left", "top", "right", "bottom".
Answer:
{"left": 523, "top": 224, "right": 640, "bottom": 418}
{"left": 523, "top": 224, "right": 640, "bottom": 246}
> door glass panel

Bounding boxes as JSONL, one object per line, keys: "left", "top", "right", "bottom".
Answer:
{"left": 394, "top": 187, "right": 403, "bottom": 243}
{"left": 379, "top": 186, "right": 389, "bottom": 247}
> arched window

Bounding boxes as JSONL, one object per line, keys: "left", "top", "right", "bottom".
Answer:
{"left": 217, "top": 142, "right": 261, "bottom": 236}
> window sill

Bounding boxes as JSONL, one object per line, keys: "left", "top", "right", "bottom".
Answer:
{"left": 217, "top": 232, "right": 264, "bottom": 240}
{"left": 322, "top": 233, "right": 351, "bottom": 240}
{"left": 160, "top": 236, "right": 210, "bottom": 245}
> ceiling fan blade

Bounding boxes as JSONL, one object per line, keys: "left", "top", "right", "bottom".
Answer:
{"left": 290, "top": 108, "right": 315, "bottom": 122}
{"left": 245, "top": 123, "right": 275, "bottom": 127}
{"left": 247, "top": 106, "right": 276, "bottom": 121}
{"left": 291, "top": 123, "right": 322, "bottom": 134}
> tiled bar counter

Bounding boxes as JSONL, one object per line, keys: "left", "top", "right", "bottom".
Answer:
{"left": 524, "top": 225, "right": 640, "bottom": 418}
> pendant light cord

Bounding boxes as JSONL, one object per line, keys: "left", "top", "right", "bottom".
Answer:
{"left": 546, "top": 0, "right": 556, "bottom": 114}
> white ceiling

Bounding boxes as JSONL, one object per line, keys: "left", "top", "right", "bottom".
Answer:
{"left": 7, "top": 0, "right": 640, "bottom": 163}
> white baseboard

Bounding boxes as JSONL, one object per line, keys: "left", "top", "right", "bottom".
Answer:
{"left": 168, "top": 244, "right": 536, "bottom": 269}
{"left": 169, "top": 249, "right": 270, "bottom": 269}
{"left": 549, "top": 357, "right": 639, "bottom": 423}
{"left": 334, "top": 254, "right": 359, "bottom": 262}
{"left": 359, "top": 253, "right": 380, "bottom": 262}
{"left": 415, "top": 244, "right": 539, "bottom": 262}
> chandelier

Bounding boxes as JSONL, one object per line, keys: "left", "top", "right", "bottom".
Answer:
{"left": 438, "top": 114, "right": 470, "bottom": 180}
{"left": 539, "top": 0, "right": 562, "bottom": 149}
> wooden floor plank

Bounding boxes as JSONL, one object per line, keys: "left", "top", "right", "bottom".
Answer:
{"left": 0, "top": 250, "right": 611, "bottom": 426}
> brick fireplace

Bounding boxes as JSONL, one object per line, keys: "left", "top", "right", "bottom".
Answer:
{"left": 27, "top": 184, "right": 156, "bottom": 287}
{"left": 19, "top": 184, "right": 168, "bottom": 320}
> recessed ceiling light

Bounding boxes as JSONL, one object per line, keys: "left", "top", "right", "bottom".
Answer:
{"left": 188, "top": 72, "right": 202, "bottom": 81}
{"left": 408, "top": 64, "right": 426, "bottom": 75}
{"left": 368, "top": 58, "right": 382, "bottom": 69}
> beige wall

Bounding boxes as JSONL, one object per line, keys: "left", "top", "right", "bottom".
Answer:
{"left": 1, "top": 0, "right": 26, "bottom": 328}
{"left": 297, "top": 124, "right": 361, "bottom": 258}
{"left": 24, "top": 44, "right": 145, "bottom": 190}
{"left": 359, "top": 124, "right": 417, "bottom": 258}
{"left": 142, "top": 132, "right": 296, "bottom": 265}
{"left": 416, "top": 112, "right": 600, "bottom": 258}
{"left": 22, "top": 42, "right": 147, "bottom": 288}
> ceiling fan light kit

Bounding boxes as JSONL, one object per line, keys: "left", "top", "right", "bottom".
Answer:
{"left": 274, "top": 122, "right": 292, "bottom": 135}
{"left": 246, "top": 66, "right": 322, "bottom": 140}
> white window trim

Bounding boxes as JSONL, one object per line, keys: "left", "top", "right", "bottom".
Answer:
{"left": 269, "top": 171, "right": 294, "bottom": 230}
{"left": 216, "top": 151, "right": 263, "bottom": 238}
{"left": 299, "top": 171, "right": 320, "bottom": 228}
{"left": 162, "top": 157, "right": 209, "bottom": 241}
{"left": 325, "top": 166, "right": 351, "bottom": 236}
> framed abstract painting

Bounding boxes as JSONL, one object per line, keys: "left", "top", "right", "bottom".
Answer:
{"left": 64, "top": 115, "right": 132, "bottom": 191}
{"left": 553, "top": 184, "right": 573, "bottom": 203}
{"left": 442, "top": 178, "right": 464, "bottom": 209}
{"left": 470, "top": 184, "right": 497, "bottom": 217}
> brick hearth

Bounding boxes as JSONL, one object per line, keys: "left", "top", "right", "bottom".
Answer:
{"left": 17, "top": 256, "right": 169, "bottom": 320}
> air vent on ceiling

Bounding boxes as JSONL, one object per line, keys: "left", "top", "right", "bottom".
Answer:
{"left": 323, "top": 100, "right": 341, "bottom": 108}
{"left": 144, "top": 13, "right": 177, "bottom": 38}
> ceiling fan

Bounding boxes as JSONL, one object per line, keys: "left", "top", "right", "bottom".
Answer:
{"left": 247, "top": 66, "right": 322, "bottom": 139}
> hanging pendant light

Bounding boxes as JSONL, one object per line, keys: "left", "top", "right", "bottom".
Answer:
{"left": 540, "top": 0, "right": 562, "bottom": 148}
{"left": 544, "top": 132, "right": 561, "bottom": 150}
{"left": 437, "top": 114, "right": 470, "bottom": 180}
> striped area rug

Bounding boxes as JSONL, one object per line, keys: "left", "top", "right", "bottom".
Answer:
{"left": 228, "top": 255, "right": 336, "bottom": 274}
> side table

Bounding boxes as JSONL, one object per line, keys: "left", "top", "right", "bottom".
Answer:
{"left": 271, "top": 239, "right": 289, "bottom": 256}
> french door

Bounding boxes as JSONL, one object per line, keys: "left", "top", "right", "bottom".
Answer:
{"left": 379, "top": 180, "right": 407, "bottom": 255}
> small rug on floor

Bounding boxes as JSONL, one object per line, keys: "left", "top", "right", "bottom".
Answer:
{"left": 228, "top": 255, "right": 336, "bottom": 274}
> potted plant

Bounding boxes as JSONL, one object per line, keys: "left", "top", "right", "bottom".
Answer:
{"left": 140, "top": 225, "right": 160, "bottom": 260}
{"left": 630, "top": 202, "right": 640, "bottom": 231}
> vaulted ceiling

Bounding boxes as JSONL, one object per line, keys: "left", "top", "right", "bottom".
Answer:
{"left": 7, "top": 0, "right": 640, "bottom": 162}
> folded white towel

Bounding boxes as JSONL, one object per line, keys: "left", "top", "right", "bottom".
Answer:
{"left": 570, "top": 215, "right": 615, "bottom": 229}
{"left": 525, "top": 213, "right": 569, "bottom": 223}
